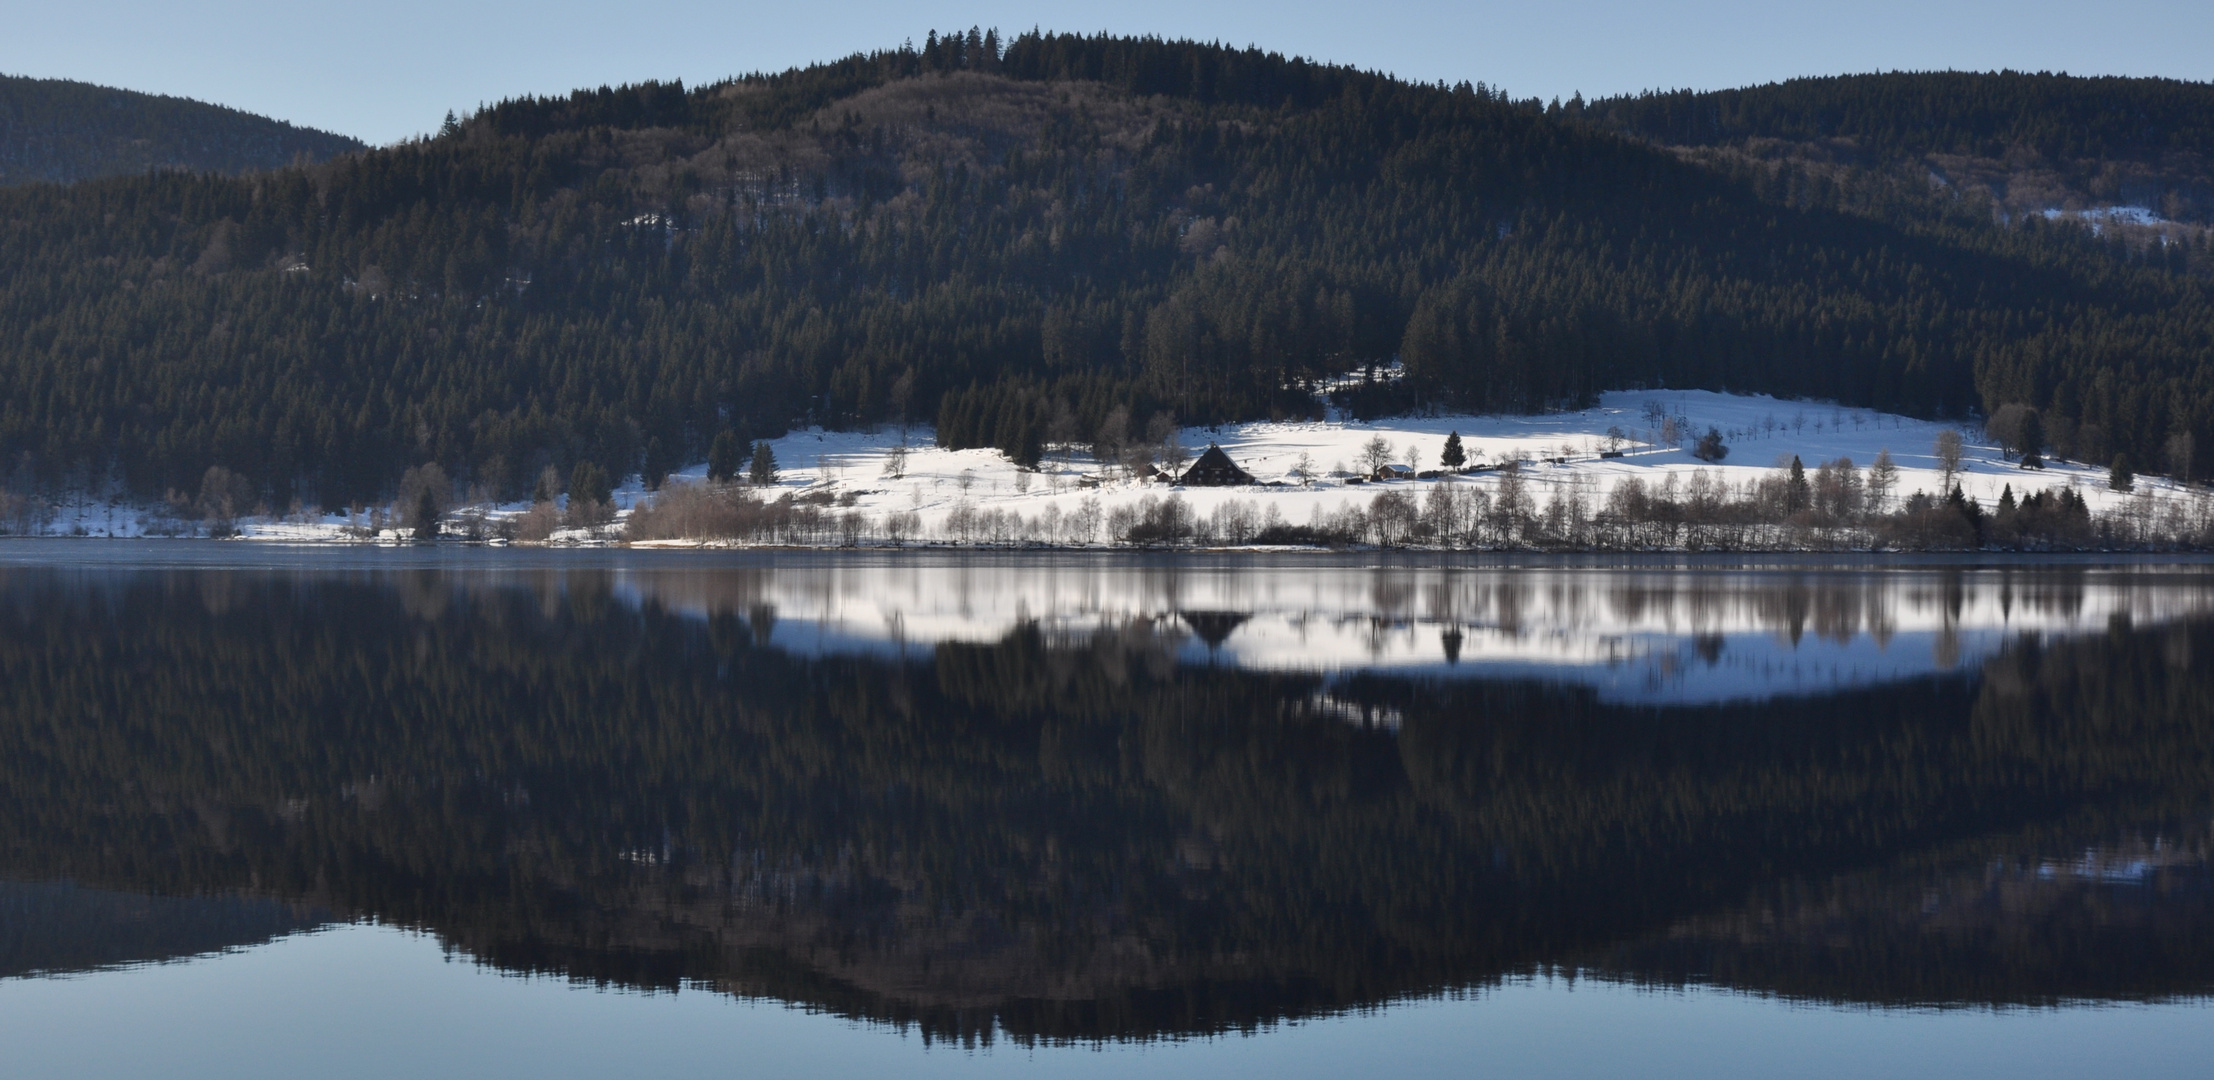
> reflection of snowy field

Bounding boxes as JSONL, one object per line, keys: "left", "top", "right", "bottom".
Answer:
{"left": 21, "top": 389, "right": 2208, "bottom": 545}
{"left": 1210, "top": 624, "right": 2050, "bottom": 705}
{"left": 616, "top": 561, "right": 2214, "bottom": 704}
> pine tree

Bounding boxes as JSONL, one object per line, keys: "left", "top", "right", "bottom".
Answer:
{"left": 707, "top": 431, "right": 747, "bottom": 483}
{"left": 532, "top": 465, "right": 564, "bottom": 504}
{"left": 1440, "top": 431, "right": 1466, "bottom": 469}
{"left": 643, "top": 437, "right": 677, "bottom": 490}
{"left": 570, "top": 461, "right": 612, "bottom": 506}
{"left": 411, "top": 485, "right": 441, "bottom": 541}
{"left": 1948, "top": 483, "right": 1987, "bottom": 537}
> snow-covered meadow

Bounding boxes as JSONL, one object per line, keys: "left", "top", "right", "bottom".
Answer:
{"left": 625, "top": 388, "right": 2203, "bottom": 548}
{"left": 12, "top": 389, "right": 2208, "bottom": 546}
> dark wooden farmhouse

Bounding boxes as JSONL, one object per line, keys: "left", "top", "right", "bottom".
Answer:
{"left": 1179, "top": 443, "right": 1253, "bottom": 486}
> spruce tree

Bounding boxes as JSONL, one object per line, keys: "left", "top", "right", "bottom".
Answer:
{"left": 411, "top": 485, "right": 441, "bottom": 540}
{"left": 532, "top": 465, "right": 563, "bottom": 504}
{"left": 2110, "top": 454, "right": 2135, "bottom": 492}
{"left": 570, "top": 461, "right": 611, "bottom": 506}
{"left": 750, "top": 443, "right": 779, "bottom": 485}
{"left": 2018, "top": 411, "right": 2045, "bottom": 469}
{"left": 1440, "top": 431, "right": 1466, "bottom": 469}
{"left": 643, "top": 437, "right": 676, "bottom": 490}
{"left": 707, "top": 431, "right": 746, "bottom": 483}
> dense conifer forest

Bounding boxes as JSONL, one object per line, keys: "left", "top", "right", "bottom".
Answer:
{"left": 1, "top": 33, "right": 2210, "bottom": 506}
{"left": 0, "top": 74, "right": 362, "bottom": 184}
{"left": 1587, "top": 71, "right": 2214, "bottom": 173}
{"left": 1584, "top": 72, "right": 2214, "bottom": 243}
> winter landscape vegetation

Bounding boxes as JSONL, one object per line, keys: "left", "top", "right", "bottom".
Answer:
{"left": 14, "top": 387, "right": 2211, "bottom": 552}
{"left": 9, "top": 17, "right": 2214, "bottom": 1078}
{"left": 3, "top": 31, "right": 2213, "bottom": 552}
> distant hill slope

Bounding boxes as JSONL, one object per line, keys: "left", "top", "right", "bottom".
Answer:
{"left": 0, "top": 74, "right": 363, "bottom": 184}
{"left": 1585, "top": 72, "right": 2214, "bottom": 227}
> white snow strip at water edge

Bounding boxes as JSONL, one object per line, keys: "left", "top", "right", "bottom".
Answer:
{"left": 10, "top": 389, "right": 2210, "bottom": 545}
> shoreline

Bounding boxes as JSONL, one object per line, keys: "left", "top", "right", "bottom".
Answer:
{"left": 10, "top": 391, "right": 2210, "bottom": 554}
{"left": 6, "top": 534, "right": 2214, "bottom": 568}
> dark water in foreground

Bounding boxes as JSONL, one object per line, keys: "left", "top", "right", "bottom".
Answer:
{"left": 2, "top": 544, "right": 2212, "bottom": 1078}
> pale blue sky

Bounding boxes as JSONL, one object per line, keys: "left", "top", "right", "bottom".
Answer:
{"left": 6, "top": 0, "right": 2210, "bottom": 145}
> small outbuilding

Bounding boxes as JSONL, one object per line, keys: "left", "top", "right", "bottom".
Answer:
{"left": 1180, "top": 443, "right": 1253, "bottom": 486}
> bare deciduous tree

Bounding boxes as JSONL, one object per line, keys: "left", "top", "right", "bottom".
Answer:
{"left": 1359, "top": 435, "right": 1395, "bottom": 476}
{"left": 1935, "top": 430, "right": 1964, "bottom": 490}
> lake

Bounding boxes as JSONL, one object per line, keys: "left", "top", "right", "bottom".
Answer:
{"left": 2, "top": 542, "right": 2212, "bottom": 1078}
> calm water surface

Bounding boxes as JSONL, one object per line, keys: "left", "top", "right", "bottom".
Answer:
{"left": 3, "top": 543, "right": 2212, "bottom": 1078}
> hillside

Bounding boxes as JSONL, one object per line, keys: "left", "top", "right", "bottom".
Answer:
{"left": 0, "top": 33, "right": 2210, "bottom": 508}
{"left": 0, "top": 74, "right": 363, "bottom": 184}
{"left": 1586, "top": 72, "right": 2214, "bottom": 231}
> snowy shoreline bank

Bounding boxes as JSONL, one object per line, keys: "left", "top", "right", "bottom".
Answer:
{"left": 8, "top": 390, "right": 2210, "bottom": 551}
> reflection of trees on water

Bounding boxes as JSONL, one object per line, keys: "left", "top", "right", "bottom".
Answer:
{"left": 601, "top": 561, "right": 2168, "bottom": 660}
{"left": 0, "top": 880, "right": 328, "bottom": 978}
{"left": 1587, "top": 827, "right": 2214, "bottom": 1006}
{"left": 1, "top": 568, "right": 2211, "bottom": 1044}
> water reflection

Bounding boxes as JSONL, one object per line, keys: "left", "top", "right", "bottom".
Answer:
{"left": 600, "top": 559, "right": 2214, "bottom": 702}
{"left": 1589, "top": 831, "right": 2214, "bottom": 1007}
{"left": 1, "top": 556, "right": 2211, "bottom": 1044}
{"left": 0, "top": 881, "right": 328, "bottom": 978}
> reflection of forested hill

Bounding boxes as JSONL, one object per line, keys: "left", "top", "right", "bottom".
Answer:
{"left": 1, "top": 570, "right": 2210, "bottom": 1040}
{"left": 0, "top": 879, "right": 327, "bottom": 978}
{"left": 1587, "top": 827, "right": 2214, "bottom": 1006}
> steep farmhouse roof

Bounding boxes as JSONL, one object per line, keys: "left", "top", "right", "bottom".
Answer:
{"left": 1180, "top": 443, "right": 1253, "bottom": 486}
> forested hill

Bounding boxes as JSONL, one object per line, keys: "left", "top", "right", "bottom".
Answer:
{"left": 1585, "top": 72, "right": 2214, "bottom": 227}
{"left": 1588, "top": 72, "right": 2214, "bottom": 161}
{"left": 1, "top": 33, "right": 2210, "bottom": 507}
{"left": 0, "top": 74, "right": 363, "bottom": 184}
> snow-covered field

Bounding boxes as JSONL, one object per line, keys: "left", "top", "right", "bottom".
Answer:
{"left": 722, "top": 388, "right": 2190, "bottom": 540}
{"left": 14, "top": 389, "right": 2206, "bottom": 545}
